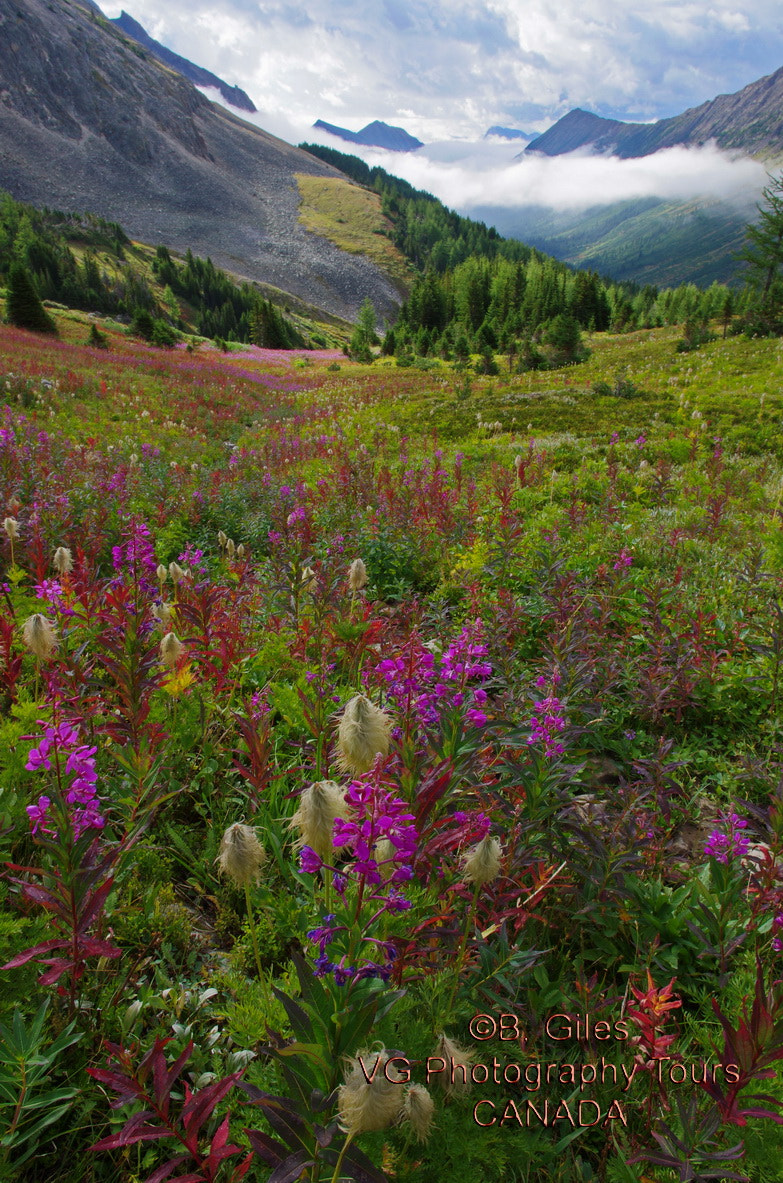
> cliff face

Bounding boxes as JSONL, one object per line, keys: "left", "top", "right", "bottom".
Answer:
{"left": 0, "top": 0, "right": 403, "bottom": 322}
{"left": 526, "top": 66, "right": 783, "bottom": 160}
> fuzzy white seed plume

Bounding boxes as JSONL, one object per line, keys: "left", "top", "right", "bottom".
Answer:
{"left": 236, "top": 543, "right": 246, "bottom": 558}
{"left": 3, "top": 517, "right": 19, "bottom": 540}
{"left": 226, "top": 538, "right": 236, "bottom": 559}
{"left": 22, "top": 613, "right": 57, "bottom": 660}
{"left": 348, "top": 558, "right": 368, "bottom": 592}
{"left": 434, "top": 1034, "right": 475, "bottom": 1096}
{"left": 159, "top": 631, "right": 184, "bottom": 667}
{"left": 152, "top": 602, "right": 173, "bottom": 632}
{"left": 156, "top": 564, "right": 168, "bottom": 586}
{"left": 300, "top": 565, "right": 317, "bottom": 592}
{"left": 217, "top": 822, "right": 266, "bottom": 888}
{"left": 338, "top": 1050, "right": 406, "bottom": 1135}
{"left": 461, "top": 835, "right": 502, "bottom": 887}
{"left": 217, "top": 530, "right": 228, "bottom": 550}
{"left": 336, "top": 694, "right": 391, "bottom": 776}
{"left": 53, "top": 546, "right": 73, "bottom": 575}
{"left": 402, "top": 1084, "right": 435, "bottom": 1141}
{"left": 289, "top": 780, "right": 349, "bottom": 862}
{"left": 168, "top": 561, "right": 185, "bottom": 584}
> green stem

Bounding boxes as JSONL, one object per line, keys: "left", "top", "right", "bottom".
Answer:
{"left": 329, "top": 1132, "right": 355, "bottom": 1183}
{"left": 244, "top": 883, "right": 273, "bottom": 1014}
{"left": 443, "top": 883, "right": 481, "bottom": 1021}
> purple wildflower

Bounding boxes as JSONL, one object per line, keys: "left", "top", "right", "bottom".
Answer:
{"left": 704, "top": 812, "right": 750, "bottom": 865}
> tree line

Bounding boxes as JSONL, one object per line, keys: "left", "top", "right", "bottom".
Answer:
{"left": 0, "top": 192, "right": 305, "bottom": 348}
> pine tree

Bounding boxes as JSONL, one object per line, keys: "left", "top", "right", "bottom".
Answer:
{"left": 741, "top": 173, "right": 783, "bottom": 335}
{"left": 4, "top": 263, "right": 57, "bottom": 334}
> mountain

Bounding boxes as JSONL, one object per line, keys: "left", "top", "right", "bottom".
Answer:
{"left": 0, "top": 0, "right": 404, "bottom": 323}
{"left": 110, "top": 10, "right": 256, "bottom": 113}
{"left": 313, "top": 119, "right": 423, "bottom": 152}
{"left": 526, "top": 64, "right": 783, "bottom": 160}
{"left": 484, "top": 126, "right": 533, "bottom": 141}
{"left": 472, "top": 195, "right": 754, "bottom": 287}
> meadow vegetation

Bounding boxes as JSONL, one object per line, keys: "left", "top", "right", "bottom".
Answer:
{"left": 1, "top": 296, "right": 783, "bottom": 1182}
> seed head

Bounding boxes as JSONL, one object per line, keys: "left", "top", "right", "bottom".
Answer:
{"left": 217, "top": 530, "right": 228, "bottom": 550}
{"left": 300, "top": 565, "right": 317, "bottom": 592}
{"left": 348, "top": 558, "right": 368, "bottom": 592}
{"left": 402, "top": 1085, "right": 435, "bottom": 1141}
{"left": 226, "top": 538, "right": 236, "bottom": 559}
{"left": 3, "top": 517, "right": 19, "bottom": 541}
{"left": 156, "top": 563, "right": 168, "bottom": 586}
{"left": 338, "top": 1050, "right": 405, "bottom": 1135}
{"left": 433, "top": 1034, "right": 474, "bottom": 1096}
{"left": 217, "top": 822, "right": 266, "bottom": 888}
{"left": 168, "top": 561, "right": 185, "bottom": 584}
{"left": 152, "top": 602, "right": 173, "bottom": 632}
{"left": 159, "top": 631, "right": 184, "bottom": 667}
{"left": 237, "top": 543, "right": 246, "bottom": 558}
{"left": 461, "top": 835, "right": 502, "bottom": 887}
{"left": 22, "top": 613, "right": 57, "bottom": 660}
{"left": 289, "top": 780, "right": 349, "bottom": 863}
{"left": 53, "top": 546, "right": 73, "bottom": 575}
{"left": 336, "top": 694, "right": 391, "bottom": 775}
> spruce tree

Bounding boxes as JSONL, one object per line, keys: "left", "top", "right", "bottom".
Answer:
{"left": 4, "top": 263, "right": 57, "bottom": 334}
{"left": 741, "top": 173, "right": 783, "bottom": 335}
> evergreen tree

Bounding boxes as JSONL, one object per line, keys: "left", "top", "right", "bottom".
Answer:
{"left": 4, "top": 263, "right": 57, "bottom": 333}
{"left": 349, "top": 298, "right": 378, "bottom": 362}
{"left": 741, "top": 173, "right": 783, "bottom": 335}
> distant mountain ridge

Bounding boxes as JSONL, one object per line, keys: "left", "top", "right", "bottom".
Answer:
{"left": 313, "top": 119, "right": 423, "bottom": 151}
{"left": 484, "top": 126, "right": 533, "bottom": 141}
{"left": 110, "top": 10, "right": 256, "bottom": 112}
{"left": 526, "top": 64, "right": 783, "bottom": 159}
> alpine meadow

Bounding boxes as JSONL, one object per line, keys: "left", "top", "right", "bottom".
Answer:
{"left": 6, "top": 2, "right": 783, "bottom": 1181}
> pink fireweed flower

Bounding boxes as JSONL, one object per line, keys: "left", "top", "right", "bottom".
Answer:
{"left": 613, "top": 549, "right": 633, "bottom": 570}
{"left": 526, "top": 695, "right": 567, "bottom": 758}
{"left": 704, "top": 812, "right": 750, "bottom": 865}
{"left": 25, "top": 722, "right": 105, "bottom": 841}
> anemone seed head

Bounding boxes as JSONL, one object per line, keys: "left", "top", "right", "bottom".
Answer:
{"left": 289, "top": 780, "right": 349, "bottom": 862}
{"left": 336, "top": 694, "right": 391, "bottom": 776}
{"left": 217, "top": 822, "right": 266, "bottom": 889}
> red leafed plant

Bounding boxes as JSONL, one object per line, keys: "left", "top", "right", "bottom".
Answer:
{"left": 88, "top": 1037, "right": 251, "bottom": 1183}
{"left": 700, "top": 959, "right": 783, "bottom": 1126}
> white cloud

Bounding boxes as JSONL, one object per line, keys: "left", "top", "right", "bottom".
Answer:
{"left": 352, "top": 139, "right": 767, "bottom": 216}
{"left": 98, "top": 0, "right": 783, "bottom": 138}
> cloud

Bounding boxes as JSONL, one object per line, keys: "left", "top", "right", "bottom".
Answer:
{"left": 351, "top": 139, "right": 767, "bottom": 215}
{"left": 97, "top": 0, "right": 783, "bottom": 139}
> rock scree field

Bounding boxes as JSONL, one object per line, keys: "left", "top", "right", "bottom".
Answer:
{"left": 3, "top": 308, "right": 783, "bottom": 1181}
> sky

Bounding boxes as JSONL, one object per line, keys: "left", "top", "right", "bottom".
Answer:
{"left": 99, "top": 0, "right": 779, "bottom": 214}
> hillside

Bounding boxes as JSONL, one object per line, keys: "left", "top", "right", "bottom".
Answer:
{"left": 472, "top": 194, "right": 755, "bottom": 287}
{"left": 526, "top": 64, "right": 783, "bottom": 160}
{"left": 0, "top": 0, "right": 403, "bottom": 323}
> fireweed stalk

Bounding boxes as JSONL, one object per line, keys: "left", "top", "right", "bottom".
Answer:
{"left": 4, "top": 720, "right": 120, "bottom": 1019}
{"left": 299, "top": 760, "right": 417, "bottom": 985}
